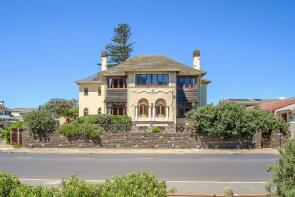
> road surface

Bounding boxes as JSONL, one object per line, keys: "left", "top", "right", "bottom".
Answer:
{"left": 0, "top": 152, "right": 278, "bottom": 194}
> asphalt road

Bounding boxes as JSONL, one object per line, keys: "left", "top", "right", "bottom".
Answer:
{"left": 0, "top": 152, "right": 278, "bottom": 194}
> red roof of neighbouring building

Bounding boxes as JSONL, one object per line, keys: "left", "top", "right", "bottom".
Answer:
{"left": 260, "top": 98, "right": 295, "bottom": 111}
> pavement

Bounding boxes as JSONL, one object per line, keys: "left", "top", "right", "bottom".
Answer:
{"left": 0, "top": 151, "right": 279, "bottom": 194}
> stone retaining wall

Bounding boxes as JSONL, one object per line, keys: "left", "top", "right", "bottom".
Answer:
{"left": 21, "top": 130, "right": 261, "bottom": 149}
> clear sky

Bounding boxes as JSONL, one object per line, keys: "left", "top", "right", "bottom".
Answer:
{"left": 0, "top": 0, "right": 294, "bottom": 108}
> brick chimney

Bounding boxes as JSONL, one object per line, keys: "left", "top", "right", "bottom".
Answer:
{"left": 193, "top": 50, "right": 200, "bottom": 70}
{"left": 101, "top": 51, "right": 108, "bottom": 71}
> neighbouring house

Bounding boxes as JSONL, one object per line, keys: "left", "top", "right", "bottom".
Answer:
{"left": 259, "top": 98, "right": 295, "bottom": 122}
{"left": 10, "top": 108, "right": 36, "bottom": 120}
{"left": 223, "top": 98, "right": 280, "bottom": 108}
{"left": 0, "top": 101, "right": 17, "bottom": 129}
{"left": 76, "top": 50, "right": 210, "bottom": 130}
{"left": 225, "top": 98, "right": 295, "bottom": 138}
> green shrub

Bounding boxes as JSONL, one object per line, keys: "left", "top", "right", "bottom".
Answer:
{"left": 99, "top": 172, "right": 171, "bottom": 197}
{"left": 64, "top": 108, "right": 79, "bottom": 120}
{"left": 110, "top": 115, "right": 132, "bottom": 125}
{"left": 152, "top": 127, "right": 161, "bottom": 133}
{"left": 0, "top": 172, "right": 172, "bottom": 197}
{"left": 77, "top": 115, "right": 101, "bottom": 124}
{"left": 24, "top": 111, "right": 58, "bottom": 138}
{"left": 0, "top": 129, "right": 10, "bottom": 144}
{"left": 186, "top": 102, "right": 288, "bottom": 139}
{"left": 267, "top": 139, "right": 295, "bottom": 196}
{"left": 0, "top": 121, "right": 25, "bottom": 144}
{"left": 10, "top": 184, "right": 61, "bottom": 197}
{"left": 61, "top": 176, "right": 100, "bottom": 197}
{"left": 0, "top": 172, "right": 21, "bottom": 197}
{"left": 57, "top": 121, "right": 101, "bottom": 141}
{"left": 77, "top": 115, "right": 132, "bottom": 132}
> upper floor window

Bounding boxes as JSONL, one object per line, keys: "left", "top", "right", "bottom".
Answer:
{"left": 135, "top": 74, "right": 169, "bottom": 86}
{"left": 107, "top": 77, "right": 127, "bottom": 88}
{"left": 83, "top": 108, "right": 89, "bottom": 116}
{"left": 98, "top": 86, "right": 101, "bottom": 96}
{"left": 84, "top": 88, "right": 88, "bottom": 96}
{"left": 177, "top": 77, "right": 196, "bottom": 89}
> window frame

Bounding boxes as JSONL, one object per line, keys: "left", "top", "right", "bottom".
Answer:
{"left": 107, "top": 77, "right": 127, "bottom": 89}
{"left": 84, "top": 87, "right": 89, "bottom": 96}
{"left": 83, "top": 108, "right": 89, "bottom": 116}
{"left": 177, "top": 102, "right": 192, "bottom": 118}
{"left": 107, "top": 102, "right": 126, "bottom": 115}
{"left": 155, "top": 99, "right": 166, "bottom": 117}
{"left": 135, "top": 74, "right": 169, "bottom": 87}
{"left": 177, "top": 77, "right": 197, "bottom": 89}
{"left": 138, "top": 99, "right": 149, "bottom": 117}
{"left": 98, "top": 86, "right": 101, "bottom": 96}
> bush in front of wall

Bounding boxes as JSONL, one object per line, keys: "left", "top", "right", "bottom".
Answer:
{"left": 24, "top": 110, "right": 58, "bottom": 139}
{"left": 76, "top": 115, "right": 132, "bottom": 132}
{"left": 57, "top": 121, "right": 101, "bottom": 142}
{"left": 152, "top": 127, "right": 161, "bottom": 133}
{"left": 185, "top": 102, "right": 288, "bottom": 139}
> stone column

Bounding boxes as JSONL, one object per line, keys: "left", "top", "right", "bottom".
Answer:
{"left": 166, "top": 106, "right": 169, "bottom": 121}
{"left": 153, "top": 106, "right": 156, "bottom": 121}
{"left": 148, "top": 106, "right": 151, "bottom": 121}
{"left": 135, "top": 106, "right": 138, "bottom": 121}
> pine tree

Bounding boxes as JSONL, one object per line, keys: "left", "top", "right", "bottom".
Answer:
{"left": 105, "top": 23, "right": 134, "bottom": 66}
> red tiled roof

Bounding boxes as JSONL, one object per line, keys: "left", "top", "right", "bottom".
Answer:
{"left": 260, "top": 98, "right": 295, "bottom": 111}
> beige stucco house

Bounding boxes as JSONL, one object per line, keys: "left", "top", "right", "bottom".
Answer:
{"left": 76, "top": 50, "right": 210, "bottom": 128}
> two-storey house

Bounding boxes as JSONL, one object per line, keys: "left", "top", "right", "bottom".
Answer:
{"left": 76, "top": 50, "right": 210, "bottom": 129}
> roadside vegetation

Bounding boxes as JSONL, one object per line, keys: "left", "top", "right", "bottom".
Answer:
{"left": 24, "top": 110, "right": 58, "bottom": 140}
{"left": 0, "top": 121, "right": 24, "bottom": 144}
{"left": 186, "top": 102, "right": 288, "bottom": 139}
{"left": 57, "top": 114, "right": 132, "bottom": 140}
{"left": 0, "top": 172, "right": 173, "bottom": 197}
{"left": 267, "top": 139, "right": 295, "bottom": 196}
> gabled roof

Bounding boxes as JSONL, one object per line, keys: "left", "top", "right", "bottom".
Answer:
{"left": 75, "top": 73, "right": 102, "bottom": 84}
{"left": 99, "top": 55, "right": 206, "bottom": 77}
{"left": 260, "top": 98, "right": 295, "bottom": 111}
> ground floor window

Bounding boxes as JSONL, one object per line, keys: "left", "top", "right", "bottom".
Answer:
{"left": 83, "top": 108, "right": 89, "bottom": 116}
{"left": 155, "top": 99, "right": 166, "bottom": 117}
{"left": 107, "top": 103, "right": 126, "bottom": 115}
{"left": 177, "top": 103, "right": 192, "bottom": 118}
{"left": 138, "top": 98, "right": 149, "bottom": 116}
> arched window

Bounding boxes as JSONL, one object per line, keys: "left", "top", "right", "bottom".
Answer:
{"left": 83, "top": 108, "right": 89, "bottom": 116}
{"left": 155, "top": 99, "right": 166, "bottom": 117}
{"left": 97, "top": 107, "right": 101, "bottom": 114}
{"left": 138, "top": 99, "right": 149, "bottom": 116}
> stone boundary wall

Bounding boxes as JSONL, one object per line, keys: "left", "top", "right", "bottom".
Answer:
{"left": 21, "top": 130, "right": 262, "bottom": 149}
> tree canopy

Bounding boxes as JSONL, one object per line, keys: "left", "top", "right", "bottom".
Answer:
{"left": 40, "top": 98, "right": 78, "bottom": 118}
{"left": 105, "top": 23, "right": 134, "bottom": 66}
{"left": 24, "top": 110, "right": 58, "bottom": 139}
{"left": 185, "top": 102, "right": 288, "bottom": 139}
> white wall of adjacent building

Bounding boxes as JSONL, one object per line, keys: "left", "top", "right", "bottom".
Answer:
{"left": 78, "top": 82, "right": 106, "bottom": 117}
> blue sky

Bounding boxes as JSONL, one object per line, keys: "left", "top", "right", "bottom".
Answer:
{"left": 0, "top": 0, "right": 294, "bottom": 108}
